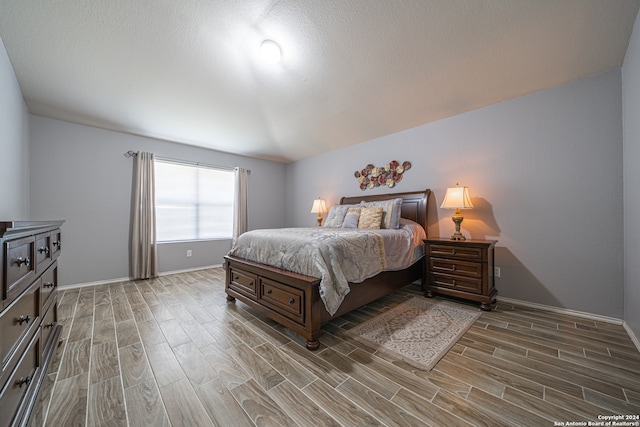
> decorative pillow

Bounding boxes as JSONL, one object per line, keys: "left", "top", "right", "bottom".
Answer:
{"left": 324, "top": 205, "right": 349, "bottom": 227}
{"left": 358, "top": 207, "right": 384, "bottom": 229}
{"left": 364, "top": 198, "right": 403, "bottom": 229}
{"left": 324, "top": 203, "right": 362, "bottom": 227}
{"left": 342, "top": 207, "right": 362, "bottom": 228}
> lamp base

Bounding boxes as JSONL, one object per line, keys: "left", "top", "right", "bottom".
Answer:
{"left": 450, "top": 213, "right": 466, "bottom": 240}
{"left": 450, "top": 231, "right": 466, "bottom": 241}
{"left": 316, "top": 213, "right": 323, "bottom": 227}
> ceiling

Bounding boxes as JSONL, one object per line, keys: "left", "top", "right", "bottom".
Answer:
{"left": 1, "top": 1, "right": 639, "bottom": 163}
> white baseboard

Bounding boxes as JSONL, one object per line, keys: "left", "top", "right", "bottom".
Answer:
{"left": 498, "top": 296, "right": 640, "bottom": 352}
{"left": 497, "top": 296, "right": 622, "bottom": 325}
{"left": 623, "top": 321, "right": 640, "bottom": 353}
{"left": 58, "top": 264, "right": 223, "bottom": 291}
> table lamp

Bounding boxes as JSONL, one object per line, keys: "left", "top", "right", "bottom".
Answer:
{"left": 310, "top": 197, "right": 327, "bottom": 226}
{"left": 440, "top": 183, "right": 474, "bottom": 240}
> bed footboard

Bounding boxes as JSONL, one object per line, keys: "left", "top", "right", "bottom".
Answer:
{"left": 224, "top": 254, "right": 424, "bottom": 350}
{"left": 224, "top": 255, "right": 324, "bottom": 350}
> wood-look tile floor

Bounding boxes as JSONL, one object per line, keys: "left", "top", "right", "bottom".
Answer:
{"left": 35, "top": 267, "right": 640, "bottom": 426}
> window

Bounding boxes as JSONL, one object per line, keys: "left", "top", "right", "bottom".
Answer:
{"left": 154, "top": 160, "right": 234, "bottom": 242}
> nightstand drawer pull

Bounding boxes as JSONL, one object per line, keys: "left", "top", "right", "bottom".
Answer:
{"left": 451, "top": 249, "right": 456, "bottom": 255}
{"left": 452, "top": 279, "right": 457, "bottom": 286}
{"left": 452, "top": 265, "right": 457, "bottom": 271}
{"left": 288, "top": 298, "right": 295, "bottom": 305}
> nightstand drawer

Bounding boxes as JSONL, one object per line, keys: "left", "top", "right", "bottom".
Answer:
{"left": 428, "top": 244, "right": 483, "bottom": 261}
{"left": 429, "top": 259, "right": 482, "bottom": 279}
{"left": 430, "top": 273, "right": 482, "bottom": 294}
{"left": 424, "top": 238, "right": 497, "bottom": 311}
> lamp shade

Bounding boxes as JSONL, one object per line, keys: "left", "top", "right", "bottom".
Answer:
{"left": 440, "top": 186, "right": 474, "bottom": 209}
{"left": 310, "top": 198, "right": 328, "bottom": 214}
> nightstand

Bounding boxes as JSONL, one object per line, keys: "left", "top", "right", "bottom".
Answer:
{"left": 424, "top": 238, "right": 497, "bottom": 311}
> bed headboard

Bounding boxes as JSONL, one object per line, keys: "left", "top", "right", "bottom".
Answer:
{"left": 340, "top": 189, "right": 431, "bottom": 232}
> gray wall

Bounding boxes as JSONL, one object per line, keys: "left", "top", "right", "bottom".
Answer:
{"left": 29, "top": 116, "right": 287, "bottom": 286}
{"left": 623, "top": 12, "right": 640, "bottom": 337}
{"left": 0, "top": 36, "right": 30, "bottom": 219}
{"left": 286, "top": 70, "right": 624, "bottom": 318}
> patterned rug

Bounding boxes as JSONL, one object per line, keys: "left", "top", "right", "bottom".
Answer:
{"left": 347, "top": 297, "right": 481, "bottom": 371}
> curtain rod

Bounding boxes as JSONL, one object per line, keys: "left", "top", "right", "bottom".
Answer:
{"left": 123, "top": 151, "right": 251, "bottom": 174}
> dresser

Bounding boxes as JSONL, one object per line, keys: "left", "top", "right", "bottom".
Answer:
{"left": 0, "top": 221, "right": 63, "bottom": 427}
{"left": 424, "top": 238, "right": 497, "bottom": 311}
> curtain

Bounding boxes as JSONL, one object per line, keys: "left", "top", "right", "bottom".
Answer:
{"left": 233, "top": 167, "right": 249, "bottom": 244}
{"left": 131, "top": 152, "right": 158, "bottom": 279}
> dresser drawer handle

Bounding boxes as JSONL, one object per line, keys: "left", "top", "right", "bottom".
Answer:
{"left": 16, "top": 375, "right": 32, "bottom": 388}
{"left": 16, "top": 256, "right": 31, "bottom": 267}
{"left": 45, "top": 321, "right": 56, "bottom": 329}
{"left": 18, "top": 315, "right": 31, "bottom": 325}
{"left": 43, "top": 282, "right": 55, "bottom": 289}
{"left": 452, "top": 279, "right": 457, "bottom": 286}
{"left": 52, "top": 240, "right": 61, "bottom": 248}
{"left": 451, "top": 249, "right": 456, "bottom": 255}
{"left": 288, "top": 298, "right": 295, "bottom": 305}
{"left": 266, "top": 289, "right": 272, "bottom": 294}
{"left": 38, "top": 246, "right": 50, "bottom": 254}
{"left": 451, "top": 265, "right": 457, "bottom": 271}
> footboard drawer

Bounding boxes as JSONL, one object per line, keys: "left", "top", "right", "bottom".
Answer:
{"left": 228, "top": 267, "right": 258, "bottom": 300}
{"left": 259, "top": 278, "right": 304, "bottom": 324}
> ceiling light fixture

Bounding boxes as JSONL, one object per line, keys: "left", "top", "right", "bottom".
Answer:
{"left": 260, "top": 39, "right": 282, "bottom": 64}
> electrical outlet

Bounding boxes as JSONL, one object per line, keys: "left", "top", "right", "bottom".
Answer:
{"left": 186, "top": 250, "right": 192, "bottom": 257}
{"left": 494, "top": 267, "right": 501, "bottom": 278}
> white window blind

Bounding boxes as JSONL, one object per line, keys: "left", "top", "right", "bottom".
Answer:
{"left": 154, "top": 160, "right": 234, "bottom": 242}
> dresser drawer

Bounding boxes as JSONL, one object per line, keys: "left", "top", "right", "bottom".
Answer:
{"left": 0, "top": 332, "right": 40, "bottom": 427}
{"left": 50, "top": 229, "right": 62, "bottom": 261}
{"left": 259, "top": 278, "right": 304, "bottom": 323}
{"left": 429, "top": 259, "right": 482, "bottom": 279}
{"left": 34, "top": 232, "right": 53, "bottom": 275}
{"left": 40, "top": 263, "right": 57, "bottom": 310}
{"left": 428, "top": 244, "right": 483, "bottom": 261}
{"left": 430, "top": 273, "right": 482, "bottom": 294}
{"left": 228, "top": 267, "right": 258, "bottom": 299}
{"left": 4, "top": 236, "right": 36, "bottom": 303}
{"left": 1, "top": 282, "right": 40, "bottom": 370}
{"left": 41, "top": 299, "right": 58, "bottom": 354}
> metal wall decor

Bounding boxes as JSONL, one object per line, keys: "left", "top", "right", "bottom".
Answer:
{"left": 354, "top": 160, "right": 412, "bottom": 190}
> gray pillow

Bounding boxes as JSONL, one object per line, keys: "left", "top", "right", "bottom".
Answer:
{"left": 342, "top": 207, "right": 362, "bottom": 228}
{"left": 324, "top": 205, "right": 351, "bottom": 227}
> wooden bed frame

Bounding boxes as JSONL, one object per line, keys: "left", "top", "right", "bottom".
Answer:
{"left": 224, "top": 189, "right": 431, "bottom": 350}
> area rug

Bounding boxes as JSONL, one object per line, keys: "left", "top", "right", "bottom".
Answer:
{"left": 346, "top": 297, "right": 481, "bottom": 371}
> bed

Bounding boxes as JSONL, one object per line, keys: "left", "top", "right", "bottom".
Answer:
{"left": 224, "top": 189, "right": 430, "bottom": 350}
